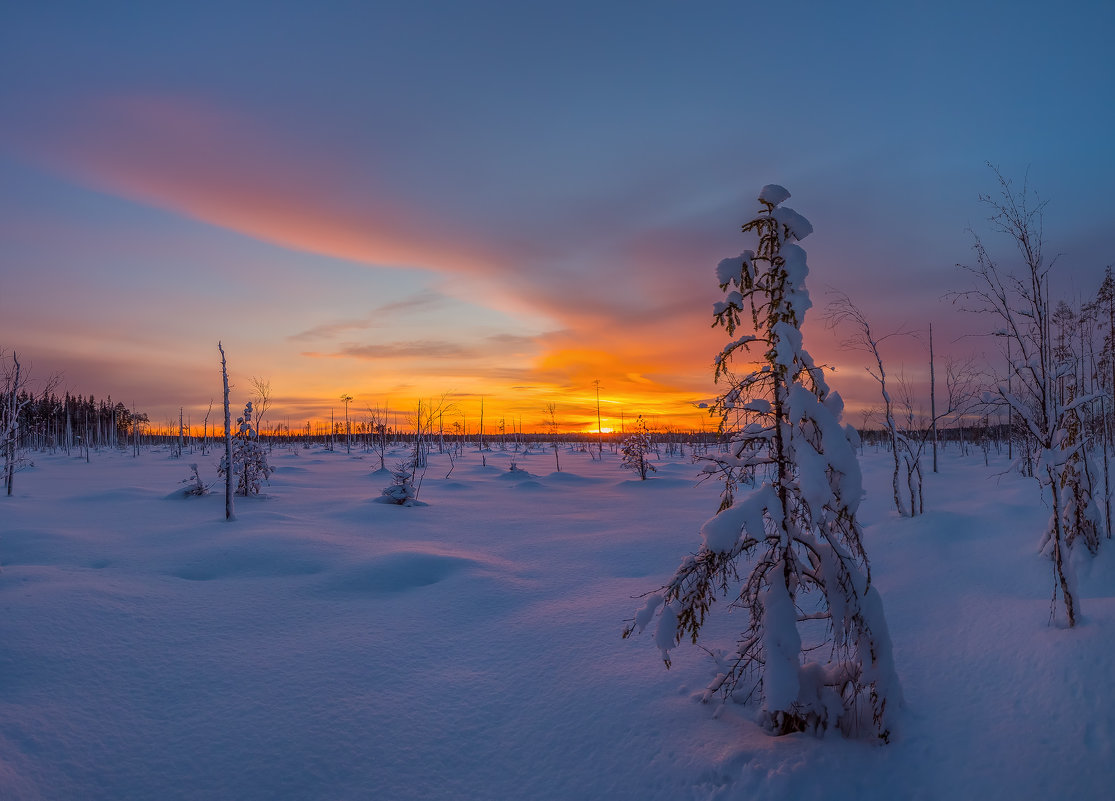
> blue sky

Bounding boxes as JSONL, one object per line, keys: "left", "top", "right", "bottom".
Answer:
{"left": 2, "top": 1, "right": 1113, "bottom": 429}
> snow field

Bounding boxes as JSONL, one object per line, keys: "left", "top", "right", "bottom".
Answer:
{"left": 1, "top": 445, "right": 1113, "bottom": 800}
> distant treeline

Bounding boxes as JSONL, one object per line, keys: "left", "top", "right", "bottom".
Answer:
{"left": 1, "top": 391, "right": 146, "bottom": 451}
{"left": 2, "top": 384, "right": 1018, "bottom": 455}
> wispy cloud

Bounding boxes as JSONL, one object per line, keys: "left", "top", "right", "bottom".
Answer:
{"left": 374, "top": 294, "right": 446, "bottom": 316}
{"left": 301, "top": 333, "right": 537, "bottom": 362}
{"left": 330, "top": 340, "right": 477, "bottom": 360}
{"left": 287, "top": 292, "right": 450, "bottom": 342}
{"left": 288, "top": 317, "right": 378, "bottom": 342}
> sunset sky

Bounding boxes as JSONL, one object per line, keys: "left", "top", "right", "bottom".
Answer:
{"left": 3, "top": 1, "right": 1114, "bottom": 433}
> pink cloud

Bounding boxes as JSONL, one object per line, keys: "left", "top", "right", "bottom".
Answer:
{"left": 17, "top": 94, "right": 502, "bottom": 278}
{"left": 8, "top": 93, "right": 980, "bottom": 425}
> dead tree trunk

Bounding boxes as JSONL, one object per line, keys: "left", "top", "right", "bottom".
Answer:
{"left": 4, "top": 353, "right": 20, "bottom": 496}
{"left": 219, "top": 342, "right": 235, "bottom": 521}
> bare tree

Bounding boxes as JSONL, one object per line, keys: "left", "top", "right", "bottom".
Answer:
{"left": 218, "top": 342, "right": 235, "bottom": 521}
{"left": 250, "top": 377, "right": 273, "bottom": 447}
{"left": 340, "top": 393, "right": 354, "bottom": 454}
{"left": 366, "top": 401, "right": 391, "bottom": 471}
{"left": 826, "top": 292, "right": 910, "bottom": 516}
{"left": 929, "top": 324, "right": 938, "bottom": 471}
{"left": 2, "top": 351, "right": 59, "bottom": 496}
{"left": 1086, "top": 272, "right": 1115, "bottom": 536}
{"left": 478, "top": 396, "right": 485, "bottom": 452}
{"left": 545, "top": 402, "right": 561, "bottom": 472}
{"left": 2, "top": 350, "right": 25, "bottom": 497}
{"left": 593, "top": 379, "right": 603, "bottom": 459}
{"left": 1096, "top": 267, "right": 1115, "bottom": 443}
{"left": 2, "top": 352, "right": 27, "bottom": 497}
{"left": 950, "top": 165, "right": 1096, "bottom": 626}
{"left": 399, "top": 394, "right": 452, "bottom": 499}
{"left": 894, "top": 357, "right": 982, "bottom": 514}
{"left": 201, "top": 399, "right": 213, "bottom": 455}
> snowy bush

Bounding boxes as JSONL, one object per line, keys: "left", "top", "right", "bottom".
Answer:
{"left": 181, "top": 463, "right": 210, "bottom": 497}
{"left": 620, "top": 416, "right": 656, "bottom": 480}
{"left": 381, "top": 461, "right": 418, "bottom": 505}
{"left": 218, "top": 401, "right": 273, "bottom": 497}
{"left": 624, "top": 186, "right": 901, "bottom": 742}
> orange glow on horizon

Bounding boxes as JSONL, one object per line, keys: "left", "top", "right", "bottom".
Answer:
{"left": 152, "top": 377, "right": 720, "bottom": 437}
{"left": 145, "top": 344, "right": 916, "bottom": 437}
{"left": 15, "top": 97, "right": 916, "bottom": 433}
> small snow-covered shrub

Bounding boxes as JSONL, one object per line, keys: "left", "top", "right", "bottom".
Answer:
{"left": 181, "top": 463, "right": 211, "bottom": 496}
{"left": 218, "top": 401, "right": 273, "bottom": 497}
{"left": 508, "top": 458, "right": 529, "bottom": 474}
{"left": 381, "top": 462, "right": 418, "bottom": 505}
{"left": 620, "top": 416, "right": 656, "bottom": 480}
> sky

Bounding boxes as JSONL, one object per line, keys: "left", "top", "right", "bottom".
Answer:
{"left": 2, "top": 1, "right": 1114, "bottom": 434}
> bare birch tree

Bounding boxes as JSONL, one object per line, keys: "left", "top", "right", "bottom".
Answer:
{"left": 367, "top": 401, "right": 391, "bottom": 471}
{"left": 250, "top": 377, "right": 272, "bottom": 447}
{"left": 951, "top": 165, "right": 1095, "bottom": 626}
{"left": 2, "top": 351, "right": 59, "bottom": 497}
{"left": 826, "top": 293, "right": 909, "bottom": 516}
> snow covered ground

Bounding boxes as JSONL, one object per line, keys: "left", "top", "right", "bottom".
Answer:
{"left": 1, "top": 444, "right": 1113, "bottom": 800}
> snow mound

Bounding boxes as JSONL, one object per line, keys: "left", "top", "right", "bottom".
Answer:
{"left": 320, "top": 551, "right": 478, "bottom": 596}
{"left": 75, "top": 487, "right": 161, "bottom": 504}
{"left": 616, "top": 477, "right": 691, "bottom": 489}
{"left": 464, "top": 463, "right": 503, "bottom": 476}
{"left": 511, "top": 480, "right": 548, "bottom": 491}
{"left": 541, "top": 471, "right": 594, "bottom": 483}
{"left": 1, "top": 528, "right": 75, "bottom": 567}
{"left": 166, "top": 544, "right": 327, "bottom": 581}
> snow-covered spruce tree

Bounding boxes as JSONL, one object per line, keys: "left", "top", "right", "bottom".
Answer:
{"left": 620, "top": 415, "right": 656, "bottom": 480}
{"left": 624, "top": 185, "right": 900, "bottom": 741}
{"left": 218, "top": 401, "right": 273, "bottom": 496}
{"left": 381, "top": 460, "right": 418, "bottom": 505}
